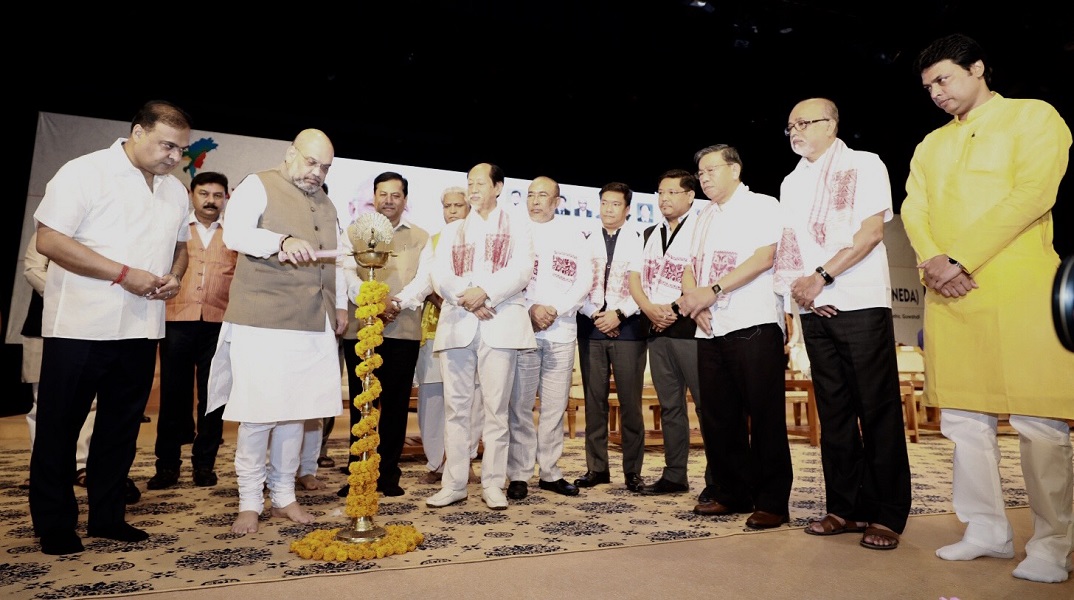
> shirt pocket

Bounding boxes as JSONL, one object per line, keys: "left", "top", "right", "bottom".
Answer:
{"left": 965, "top": 134, "right": 1013, "bottom": 174}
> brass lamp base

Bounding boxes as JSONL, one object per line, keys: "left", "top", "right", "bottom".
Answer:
{"left": 355, "top": 250, "right": 390, "bottom": 268}
{"left": 335, "top": 516, "right": 387, "bottom": 543}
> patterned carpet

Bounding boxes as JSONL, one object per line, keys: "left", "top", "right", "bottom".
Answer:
{"left": 0, "top": 434, "right": 1029, "bottom": 599}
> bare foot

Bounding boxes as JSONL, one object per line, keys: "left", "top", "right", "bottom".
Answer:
{"left": 296, "top": 474, "right": 322, "bottom": 491}
{"left": 271, "top": 502, "right": 315, "bottom": 524}
{"left": 231, "top": 510, "right": 260, "bottom": 534}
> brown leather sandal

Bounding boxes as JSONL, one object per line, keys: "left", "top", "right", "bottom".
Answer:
{"left": 804, "top": 514, "right": 867, "bottom": 536}
{"left": 74, "top": 468, "right": 87, "bottom": 487}
{"left": 860, "top": 526, "right": 900, "bottom": 550}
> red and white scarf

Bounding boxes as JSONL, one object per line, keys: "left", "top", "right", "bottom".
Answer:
{"left": 452, "top": 209, "right": 512, "bottom": 276}
{"left": 689, "top": 202, "right": 736, "bottom": 309}
{"left": 773, "top": 138, "right": 856, "bottom": 294}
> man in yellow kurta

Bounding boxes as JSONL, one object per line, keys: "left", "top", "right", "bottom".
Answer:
{"left": 902, "top": 33, "right": 1074, "bottom": 584}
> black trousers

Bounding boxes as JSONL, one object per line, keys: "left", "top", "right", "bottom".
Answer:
{"left": 697, "top": 323, "right": 793, "bottom": 514}
{"left": 155, "top": 320, "right": 224, "bottom": 472}
{"left": 30, "top": 337, "right": 157, "bottom": 536}
{"left": 343, "top": 336, "right": 420, "bottom": 488}
{"left": 801, "top": 307, "right": 912, "bottom": 533}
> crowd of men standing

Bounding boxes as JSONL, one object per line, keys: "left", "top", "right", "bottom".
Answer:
{"left": 21, "top": 32, "right": 1072, "bottom": 586}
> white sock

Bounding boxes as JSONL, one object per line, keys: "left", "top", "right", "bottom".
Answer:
{"left": 1012, "top": 555, "right": 1069, "bottom": 583}
{"left": 936, "top": 539, "right": 1015, "bottom": 561}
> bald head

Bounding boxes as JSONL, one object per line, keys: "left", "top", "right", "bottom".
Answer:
{"left": 786, "top": 98, "right": 839, "bottom": 162}
{"left": 286, "top": 129, "right": 334, "bottom": 194}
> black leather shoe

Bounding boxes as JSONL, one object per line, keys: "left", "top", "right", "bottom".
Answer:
{"left": 693, "top": 500, "right": 752, "bottom": 516}
{"left": 39, "top": 530, "right": 84, "bottom": 555}
{"left": 573, "top": 470, "right": 611, "bottom": 487}
{"left": 146, "top": 469, "right": 179, "bottom": 490}
{"left": 745, "top": 510, "right": 790, "bottom": 529}
{"left": 538, "top": 478, "right": 579, "bottom": 496}
{"left": 506, "top": 480, "right": 528, "bottom": 499}
{"left": 124, "top": 478, "right": 141, "bottom": 504}
{"left": 624, "top": 473, "right": 644, "bottom": 492}
{"left": 88, "top": 522, "right": 149, "bottom": 542}
{"left": 698, "top": 485, "right": 717, "bottom": 504}
{"left": 192, "top": 469, "right": 217, "bottom": 487}
{"left": 637, "top": 478, "right": 689, "bottom": 495}
{"left": 337, "top": 484, "right": 350, "bottom": 498}
{"left": 378, "top": 483, "right": 405, "bottom": 497}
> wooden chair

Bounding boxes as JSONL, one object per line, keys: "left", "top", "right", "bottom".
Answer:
{"left": 896, "top": 345, "right": 929, "bottom": 440}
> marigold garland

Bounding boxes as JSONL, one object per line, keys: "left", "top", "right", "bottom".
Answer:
{"left": 290, "top": 525, "right": 424, "bottom": 561}
{"left": 290, "top": 277, "right": 421, "bottom": 561}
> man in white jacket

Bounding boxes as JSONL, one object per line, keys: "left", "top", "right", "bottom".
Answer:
{"left": 424, "top": 163, "right": 535, "bottom": 510}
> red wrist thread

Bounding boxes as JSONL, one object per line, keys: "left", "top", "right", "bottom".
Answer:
{"left": 111, "top": 264, "right": 130, "bottom": 286}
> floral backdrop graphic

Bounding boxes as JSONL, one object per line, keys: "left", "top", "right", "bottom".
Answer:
{"left": 0, "top": 435, "right": 1030, "bottom": 599}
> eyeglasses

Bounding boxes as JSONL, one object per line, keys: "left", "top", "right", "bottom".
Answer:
{"left": 293, "top": 146, "right": 331, "bottom": 174}
{"left": 695, "top": 164, "right": 732, "bottom": 179}
{"left": 656, "top": 190, "right": 688, "bottom": 198}
{"left": 784, "top": 118, "right": 830, "bottom": 136}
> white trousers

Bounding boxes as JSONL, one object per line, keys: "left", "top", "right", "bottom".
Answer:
{"left": 440, "top": 333, "right": 516, "bottom": 491}
{"left": 297, "top": 418, "right": 324, "bottom": 478}
{"left": 942, "top": 409, "right": 1074, "bottom": 566}
{"left": 418, "top": 380, "right": 483, "bottom": 472}
{"left": 28, "top": 385, "right": 95, "bottom": 472}
{"left": 235, "top": 420, "right": 304, "bottom": 514}
{"left": 507, "top": 339, "right": 574, "bottom": 482}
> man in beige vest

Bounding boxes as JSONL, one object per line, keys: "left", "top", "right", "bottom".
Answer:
{"left": 149, "top": 171, "right": 236, "bottom": 490}
{"left": 337, "top": 171, "right": 429, "bottom": 498}
{"left": 207, "top": 129, "right": 347, "bottom": 534}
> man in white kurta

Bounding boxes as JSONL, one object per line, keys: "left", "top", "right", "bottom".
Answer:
{"left": 30, "top": 101, "right": 190, "bottom": 556}
{"left": 425, "top": 163, "right": 535, "bottom": 511}
{"left": 393, "top": 186, "right": 484, "bottom": 483}
{"left": 773, "top": 99, "right": 910, "bottom": 549}
{"left": 677, "top": 146, "right": 792, "bottom": 529}
{"left": 207, "top": 129, "right": 346, "bottom": 533}
{"left": 506, "top": 176, "right": 592, "bottom": 499}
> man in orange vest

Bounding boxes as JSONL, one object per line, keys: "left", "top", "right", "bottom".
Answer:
{"left": 148, "top": 171, "right": 236, "bottom": 490}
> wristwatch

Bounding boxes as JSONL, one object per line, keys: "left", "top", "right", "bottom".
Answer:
{"left": 815, "top": 266, "right": 834, "bottom": 285}
{"left": 711, "top": 283, "right": 723, "bottom": 295}
{"left": 614, "top": 308, "right": 626, "bottom": 322}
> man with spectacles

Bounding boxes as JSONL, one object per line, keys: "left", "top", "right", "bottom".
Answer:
{"left": 207, "top": 129, "right": 347, "bottom": 534}
{"left": 773, "top": 98, "right": 911, "bottom": 550}
{"left": 505, "top": 176, "right": 592, "bottom": 500}
{"left": 336, "top": 172, "right": 429, "bottom": 499}
{"left": 627, "top": 169, "right": 705, "bottom": 496}
{"left": 902, "top": 34, "right": 1073, "bottom": 584}
{"left": 674, "top": 147, "right": 792, "bottom": 529}
{"left": 574, "top": 183, "right": 648, "bottom": 493}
